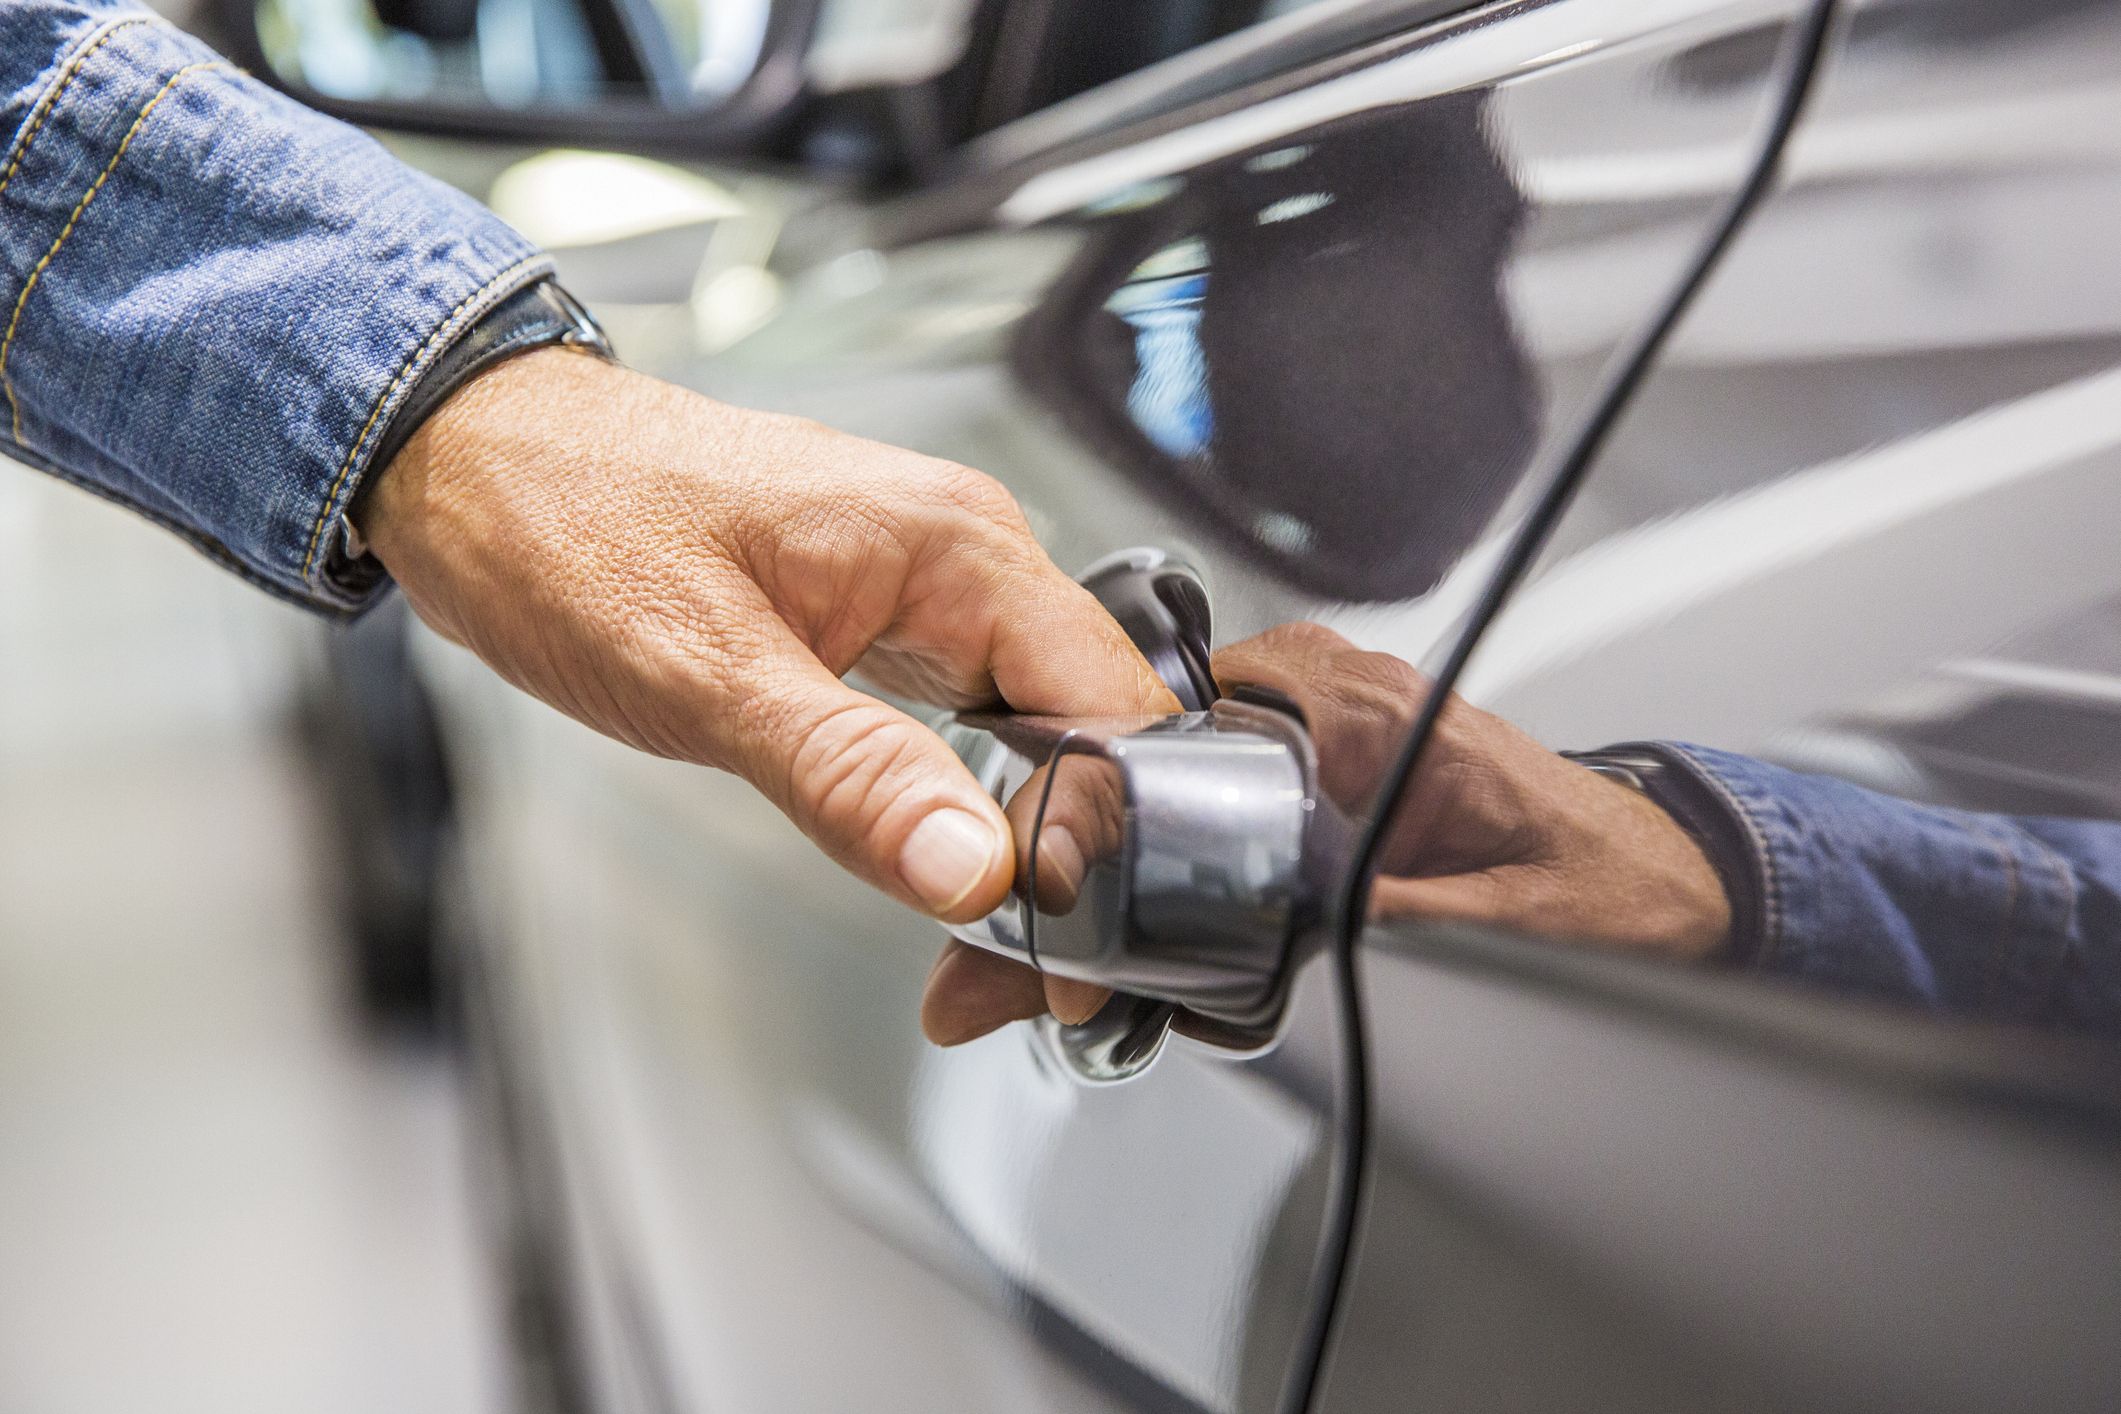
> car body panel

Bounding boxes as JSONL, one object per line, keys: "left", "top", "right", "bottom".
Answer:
{"left": 426, "top": 1, "right": 1840, "bottom": 1411}
{"left": 1329, "top": 0, "right": 2121, "bottom": 1407}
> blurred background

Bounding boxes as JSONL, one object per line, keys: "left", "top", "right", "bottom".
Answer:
{"left": 0, "top": 468, "right": 505, "bottom": 1411}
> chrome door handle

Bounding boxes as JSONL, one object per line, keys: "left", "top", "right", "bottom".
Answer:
{"left": 943, "top": 699, "right": 1340, "bottom": 1032}
{"left": 943, "top": 547, "right": 1343, "bottom": 1043}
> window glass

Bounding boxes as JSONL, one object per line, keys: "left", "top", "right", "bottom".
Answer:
{"left": 1001, "top": 0, "right": 1339, "bottom": 117}
{"left": 258, "top": 0, "right": 769, "bottom": 105}
{"left": 261, "top": 0, "right": 607, "bottom": 104}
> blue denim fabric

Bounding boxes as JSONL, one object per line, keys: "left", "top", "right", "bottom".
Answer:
{"left": 1, "top": 2, "right": 549, "bottom": 613}
{"left": 1658, "top": 743, "right": 2121, "bottom": 1035}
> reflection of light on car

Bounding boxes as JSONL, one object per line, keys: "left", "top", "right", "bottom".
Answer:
{"left": 488, "top": 149, "right": 744, "bottom": 248}
{"left": 674, "top": 0, "right": 773, "bottom": 97}
{"left": 1460, "top": 363, "right": 2121, "bottom": 748}
{"left": 1256, "top": 191, "right": 1334, "bottom": 225}
{"left": 816, "top": 247, "right": 888, "bottom": 297}
{"left": 908, "top": 302, "right": 1031, "bottom": 342}
{"left": 1253, "top": 511, "right": 1316, "bottom": 554}
{"left": 1085, "top": 176, "right": 1184, "bottom": 215}
{"left": 262, "top": 0, "right": 433, "bottom": 99}
{"left": 1522, "top": 38, "right": 1600, "bottom": 70}
{"left": 912, "top": 1028, "right": 1319, "bottom": 1412}
{"left": 1244, "top": 144, "right": 1313, "bottom": 173}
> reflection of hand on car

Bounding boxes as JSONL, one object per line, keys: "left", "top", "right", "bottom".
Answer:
{"left": 920, "top": 621, "right": 1734, "bottom": 1045}
{"left": 925, "top": 620, "right": 2121, "bottom": 1045}
{"left": 1243, "top": 625, "right": 2121, "bottom": 1035}
{"left": 1215, "top": 624, "right": 1731, "bottom": 956}
{"left": 1016, "top": 752, "right": 1130, "bottom": 917}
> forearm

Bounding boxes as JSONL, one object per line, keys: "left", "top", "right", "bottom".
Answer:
{"left": 1, "top": 1, "right": 545, "bottom": 612}
{"left": 1625, "top": 742, "right": 2121, "bottom": 1033}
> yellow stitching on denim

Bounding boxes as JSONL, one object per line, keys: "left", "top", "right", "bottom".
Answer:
{"left": 296, "top": 254, "right": 547, "bottom": 582}
{"left": 0, "top": 14, "right": 150, "bottom": 200}
{"left": 0, "top": 60, "right": 226, "bottom": 442}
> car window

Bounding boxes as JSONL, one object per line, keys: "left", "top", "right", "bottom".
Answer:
{"left": 1005, "top": 0, "right": 1337, "bottom": 113}
{"left": 965, "top": 0, "right": 1374, "bottom": 143}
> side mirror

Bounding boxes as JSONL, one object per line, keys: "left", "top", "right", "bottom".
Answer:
{"left": 216, "top": 0, "right": 816, "bottom": 154}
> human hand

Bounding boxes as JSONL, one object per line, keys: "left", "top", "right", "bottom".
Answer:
{"left": 917, "top": 621, "right": 1732, "bottom": 1046}
{"left": 918, "top": 754, "right": 1126, "bottom": 1044}
{"left": 357, "top": 348, "right": 1177, "bottom": 928}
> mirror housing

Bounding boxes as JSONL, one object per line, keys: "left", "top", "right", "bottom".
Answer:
{"left": 207, "top": 0, "right": 927, "bottom": 160}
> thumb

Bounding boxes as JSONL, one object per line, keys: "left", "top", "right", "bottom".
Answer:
{"left": 723, "top": 631, "right": 1016, "bottom": 922}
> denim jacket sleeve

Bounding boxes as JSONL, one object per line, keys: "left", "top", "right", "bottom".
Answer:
{"left": 1626, "top": 742, "right": 2121, "bottom": 1036}
{"left": 1, "top": 1, "right": 550, "bottom": 613}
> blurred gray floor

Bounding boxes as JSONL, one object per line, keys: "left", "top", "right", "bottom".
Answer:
{"left": 0, "top": 465, "right": 505, "bottom": 1413}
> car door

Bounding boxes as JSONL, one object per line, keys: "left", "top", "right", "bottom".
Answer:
{"left": 1319, "top": 0, "right": 2121, "bottom": 1408}
{"left": 439, "top": 1, "right": 1836, "bottom": 1410}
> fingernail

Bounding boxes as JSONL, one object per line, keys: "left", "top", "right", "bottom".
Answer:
{"left": 901, "top": 808, "right": 1002, "bottom": 915}
{"left": 930, "top": 1015, "right": 1005, "bottom": 1048}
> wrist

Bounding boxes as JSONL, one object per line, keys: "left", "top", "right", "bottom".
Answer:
{"left": 1571, "top": 745, "right": 1757, "bottom": 963}
{"left": 354, "top": 345, "right": 587, "bottom": 587}
{"left": 348, "top": 280, "right": 612, "bottom": 560}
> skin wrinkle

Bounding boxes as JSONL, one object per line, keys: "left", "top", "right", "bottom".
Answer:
{"left": 613, "top": 600, "right": 761, "bottom": 763}
{"left": 787, "top": 695, "right": 946, "bottom": 848}
{"left": 410, "top": 367, "right": 756, "bottom": 767}
{"left": 764, "top": 510, "right": 906, "bottom": 664}
{"left": 853, "top": 501, "right": 1046, "bottom": 706}
{"left": 876, "top": 561, "right": 1011, "bottom": 701}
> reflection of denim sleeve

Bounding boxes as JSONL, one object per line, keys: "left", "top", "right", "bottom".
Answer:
{"left": 1106, "top": 268, "right": 1211, "bottom": 461}
{"left": 2, "top": 2, "right": 547, "bottom": 614}
{"left": 1633, "top": 742, "right": 2121, "bottom": 1034}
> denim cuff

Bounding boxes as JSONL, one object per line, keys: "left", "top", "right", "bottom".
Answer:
{"left": 0, "top": 6, "right": 549, "bottom": 615}
{"left": 350, "top": 277, "right": 614, "bottom": 558}
{"left": 1627, "top": 741, "right": 2082, "bottom": 1022}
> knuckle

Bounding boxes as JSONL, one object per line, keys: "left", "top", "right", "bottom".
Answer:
{"left": 934, "top": 464, "right": 1030, "bottom": 535}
